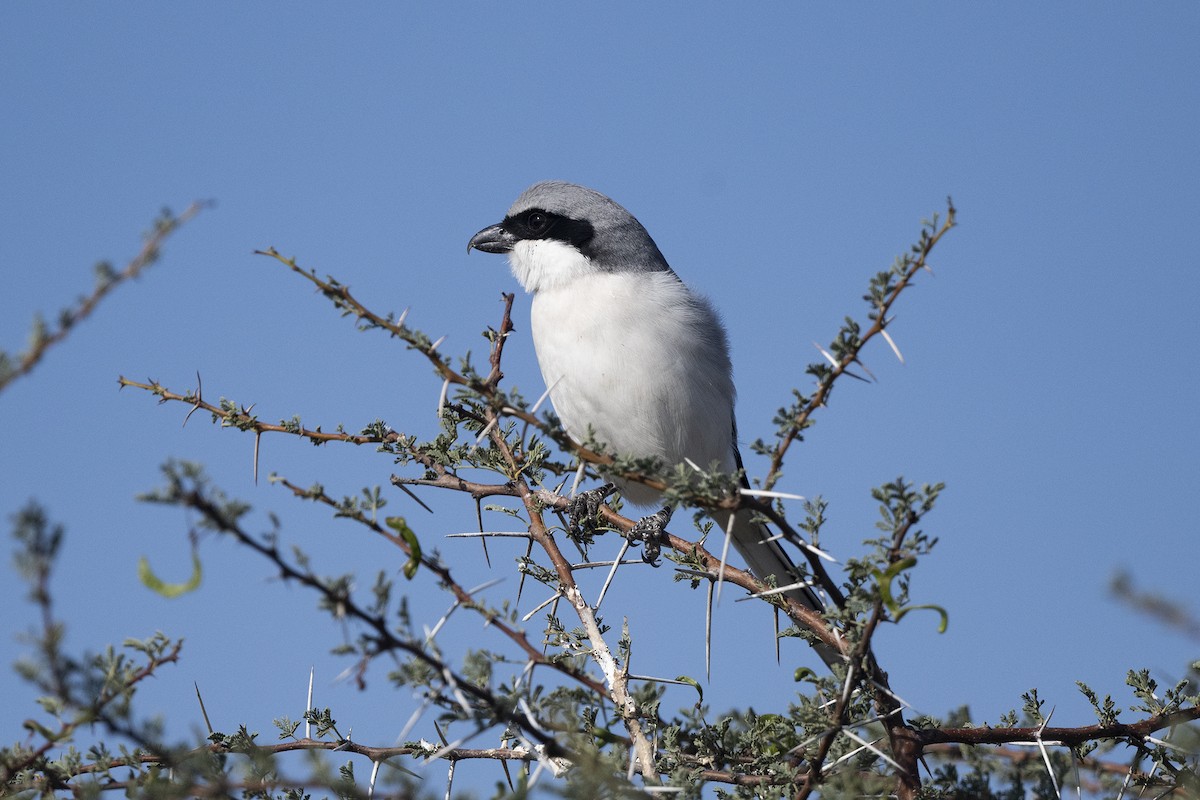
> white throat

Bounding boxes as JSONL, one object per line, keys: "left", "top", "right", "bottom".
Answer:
{"left": 506, "top": 239, "right": 598, "bottom": 294}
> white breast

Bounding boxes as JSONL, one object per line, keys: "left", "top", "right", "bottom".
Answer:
{"left": 526, "top": 265, "right": 737, "bottom": 507}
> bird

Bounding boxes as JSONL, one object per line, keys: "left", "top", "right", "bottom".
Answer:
{"left": 468, "top": 181, "right": 839, "bottom": 667}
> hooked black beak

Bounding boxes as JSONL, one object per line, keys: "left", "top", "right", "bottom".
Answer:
{"left": 467, "top": 223, "right": 517, "bottom": 254}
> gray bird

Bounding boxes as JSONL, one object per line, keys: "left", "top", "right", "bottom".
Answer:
{"left": 469, "top": 181, "right": 837, "bottom": 667}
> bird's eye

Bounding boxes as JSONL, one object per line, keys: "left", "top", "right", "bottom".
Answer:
{"left": 526, "top": 211, "right": 549, "bottom": 234}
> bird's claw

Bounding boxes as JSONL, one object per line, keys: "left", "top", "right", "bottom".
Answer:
{"left": 627, "top": 506, "right": 672, "bottom": 566}
{"left": 567, "top": 482, "right": 617, "bottom": 537}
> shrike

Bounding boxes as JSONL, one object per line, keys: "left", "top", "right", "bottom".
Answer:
{"left": 469, "top": 181, "right": 835, "bottom": 666}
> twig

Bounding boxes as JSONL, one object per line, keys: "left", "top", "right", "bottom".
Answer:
{"left": 1, "top": 202, "right": 208, "bottom": 393}
{"left": 763, "top": 202, "right": 956, "bottom": 493}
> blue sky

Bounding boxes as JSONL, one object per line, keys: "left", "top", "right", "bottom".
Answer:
{"left": 2, "top": 4, "right": 1197, "bottom": 795}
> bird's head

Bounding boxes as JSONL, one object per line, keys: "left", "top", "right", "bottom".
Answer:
{"left": 468, "top": 181, "right": 670, "bottom": 293}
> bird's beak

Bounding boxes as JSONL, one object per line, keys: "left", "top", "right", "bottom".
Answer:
{"left": 467, "top": 223, "right": 516, "bottom": 254}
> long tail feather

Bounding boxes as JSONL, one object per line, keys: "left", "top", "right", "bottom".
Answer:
{"left": 718, "top": 507, "right": 843, "bottom": 669}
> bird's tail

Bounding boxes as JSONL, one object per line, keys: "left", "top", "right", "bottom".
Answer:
{"left": 718, "top": 507, "right": 843, "bottom": 669}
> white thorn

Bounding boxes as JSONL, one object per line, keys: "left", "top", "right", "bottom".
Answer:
{"left": 522, "top": 590, "right": 562, "bottom": 622}
{"left": 1035, "top": 734, "right": 1061, "bottom": 799}
{"left": 736, "top": 579, "right": 818, "bottom": 600}
{"left": 799, "top": 540, "right": 838, "bottom": 562}
{"left": 1143, "top": 734, "right": 1190, "bottom": 753}
{"left": 530, "top": 375, "right": 563, "bottom": 415}
{"left": 368, "top": 760, "right": 381, "bottom": 799}
{"left": 715, "top": 512, "right": 736, "bottom": 603}
{"left": 396, "top": 696, "right": 431, "bottom": 743}
{"left": 705, "top": 580, "right": 713, "bottom": 681}
{"left": 842, "top": 727, "right": 904, "bottom": 773}
{"left": 442, "top": 666, "right": 473, "bottom": 718}
{"left": 1034, "top": 705, "right": 1062, "bottom": 800}
{"left": 424, "top": 601, "right": 460, "bottom": 645}
{"left": 305, "top": 666, "right": 314, "bottom": 739}
{"left": 626, "top": 674, "right": 692, "bottom": 686}
{"left": 519, "top": 697, "right": 549, "bottom": 736}
{"left": 813, "top": 341, "right": 839, "bottom": 368}
{"left": 869, "top": 679, "right": 914, "bottom": 710}
{"left": 570, "top": 461, "right": 587, "bottom": 497}
{"left": 594, "top": 539, "right": 631, "bottom": 611}
{"left": 465, "top": 577, "right": 504, "bottom": 596}
{"left": 821, "top": 735, "right": 886, "bottom": 775}
{"left": 740, "top": 488, "right": 805, "bottom": 501}
{"left": 475, "top": 416, "right": 500, "bottom": 445}
{"left": 880, "top": 326, "right": 905, "bottom": 364}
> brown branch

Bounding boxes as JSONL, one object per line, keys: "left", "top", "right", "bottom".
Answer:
{"left": 794, "top": 494, "right": 931, "bottom": 799}
{"left": 485, "top": 292, "right": 516, "bottom": 389}
{"left": 922, "top": 741, "right": 1168, "bottom": 779}
{"left": 270, "top": 475, "right": 608, "bottom": 699}
{"left": 41, "top": 739, "right": 540, "bottom": 783}
{"left": 110, "top": 222, "right": 1200, "bottom": 798}
{"left": 461, "top": 321, "right": 660, "bottom": 781}
{"left": 170, "top": 481, "right": 570, "bottom": 760}
{"left": 1, "top": 202, "right": 208, "bottom": 394}
{"left": 534, "top": 489, "right": 847, "bottom": 661}
{"left": 515, "top": 483, "right": 660, "bottom": 782}
{"left": 255, "top": 250, "right": 667, "bottom": 485}
{"left": 118, "top": 376, "right": 394, "bottom": 445}
{"left": 118, "top": 371, "right": 843, "bottom": 662}
{"left": 917, "top": 706, "right": 1200, "bottom": 749}
{"left": 4, "top": 641, "right": 184, "bottom": 786}
{"left": 798, "top": 605, "right": 893, "bottom": 799}
{"left": 41, "top": 776, "right": 388, "bottom": 800}
{"left": 255, "top": 246, "right": 461, "bottom": 384}
{"left": 118, "top": 310, "right": 611, "bottom": 699}
{"left": 391, "top": 471, "right": 517, "bottom": 500}
{"left": 763, "top": 202, "right": 956, "bottom": 493}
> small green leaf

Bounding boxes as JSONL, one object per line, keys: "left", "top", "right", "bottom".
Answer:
{"left": 675, "top": 675, "right": 703, "bottom": 703}
{"left": 893, "top": 603, "right": 949, "bottom": 633}
{"left": 882, "top": 555, "right": 919, "bottom": 579}
{"left": 138, "top": 551, "right": 202, "bottom": 598}
{"left": 23, "top": 719, "right": 57, "bottom": 740}
{"left": 590, "top": 726, "right": 626, "bottom": 745}
{"left": 387, "top": 516, "right": 421, "bottom": 579}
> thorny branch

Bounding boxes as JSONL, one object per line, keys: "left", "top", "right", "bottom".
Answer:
{"left": 269, "top": 474, "right": 611, "bottom": 699}
{"left": 118, "top": 374, "right": 847, "bottom": 663}
{"left": 123, "top": 299, "right": 664, "bottom": 782}
{"left": 762, "top": 202, "right": 956, "bottom": 493}
{"left": 145, "top": 470, "right": 569, "bottom": 760}
{"left": 0, "top": 202, "right": 209, "bottom": 394}
{"left": 798, "top": 490, "right": 929, "bottom": 799}
{"left": 15, "top": 738, "right": 546, "bottom": 798}
{"left": 105, "top": 205, "right": 1200, "bottom": 797}
{"left": 120, "top": 243, "right": 915, "bottom": 794}
{"left": 5, "top": 642, "right": 184, "bottom": 786}
{"left": 253, "top": 247, "right": 667, "bottom": 490}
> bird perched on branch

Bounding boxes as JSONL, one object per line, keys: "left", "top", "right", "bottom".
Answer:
{"left": 469, "top": 181, "right": 838, "bottom": 667}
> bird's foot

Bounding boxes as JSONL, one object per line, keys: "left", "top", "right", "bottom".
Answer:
{"left": 567, "top": 483, "right": 617, "bottom": 538}
{"left": 627, "top": 506, "right": 672, "bottom": 566}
